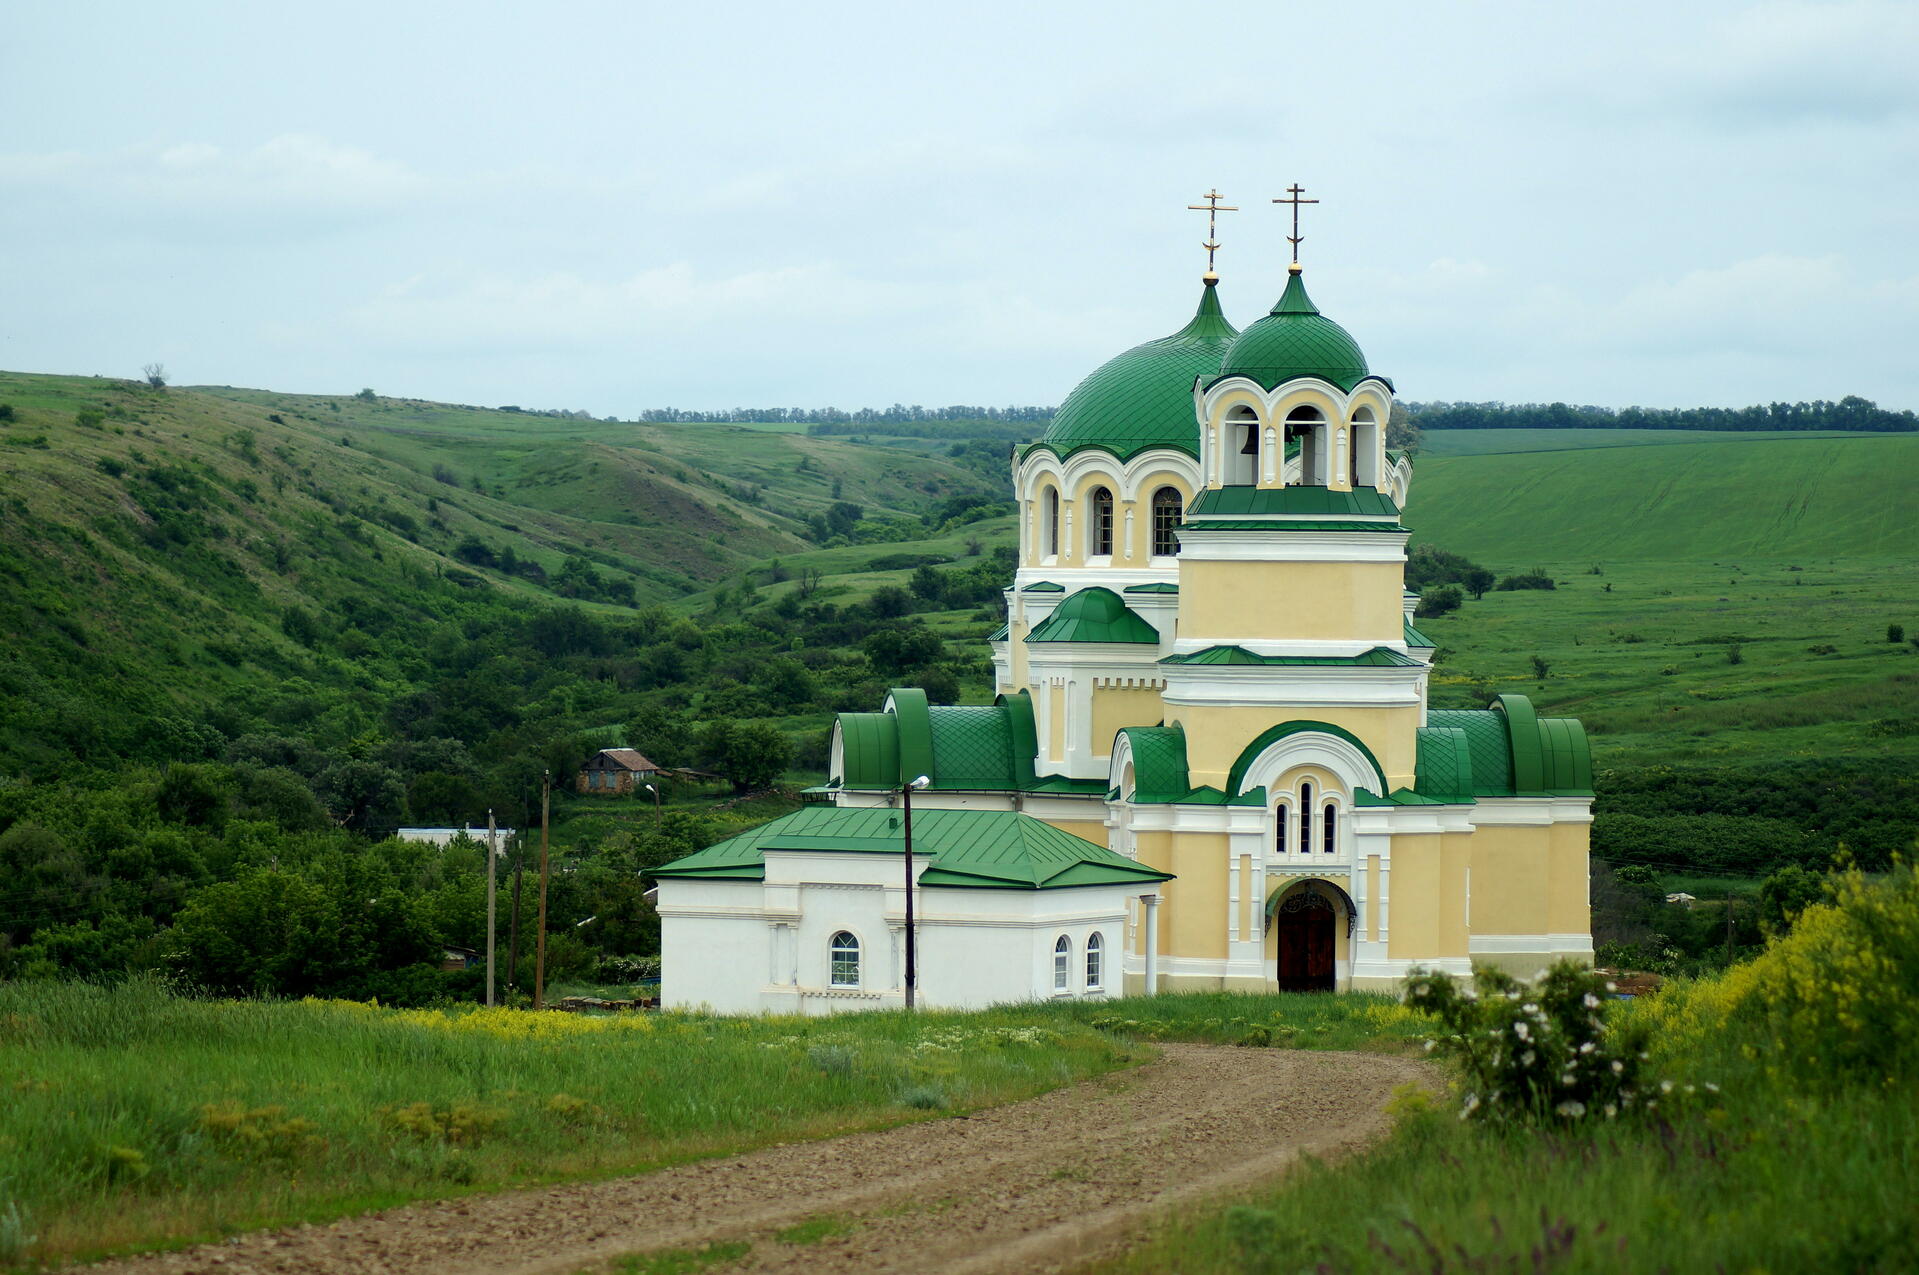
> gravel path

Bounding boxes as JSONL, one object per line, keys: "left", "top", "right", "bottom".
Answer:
{"left": 82, "top": 1045, "right": 1433, "bottom": 1275}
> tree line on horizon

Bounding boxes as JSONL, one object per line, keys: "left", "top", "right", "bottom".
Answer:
{"left": 628, "top": 395, "right": 1916, "bottom": 435}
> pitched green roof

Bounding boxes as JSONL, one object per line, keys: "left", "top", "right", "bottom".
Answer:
{"left": 1025, "top": 587, "right": 1160, "bottom": 645}
{"left": 1020, "top": 580, "right": 1065, "bottom": 592}
{"left": 1159, "top": 645, "right": 1422, "bottom": 667}
{"left": 1186, "top": 486, "right": 1402, "bottom": 519}
{"left": 1178, "top": 519, "right": 1408, "bottom": 533}
{"left": 652, "top": 806, "right": 1171, "bottom": 891}
{"left": 1031, "top": 280, "right": 1239, "bottom": 462}
{"left": 1123, "top": 581, "right": 1179, "bottom": 594}
{"left": 1404, "top": 619, "right": 1436, "bottom": 649}
{"left": 1212, "top": 267, "right": 1376, "bottom": 392}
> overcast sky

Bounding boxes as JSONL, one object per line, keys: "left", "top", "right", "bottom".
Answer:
{"left": 4, "top": 1, "right": 1915, "bottom": 415}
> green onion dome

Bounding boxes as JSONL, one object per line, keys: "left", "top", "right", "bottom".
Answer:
{"left": 1035, "top": 279, "right": 1239, "bottom": 461}
{"left": 1213, "top": 265, "right": 1370, "bottom": 391}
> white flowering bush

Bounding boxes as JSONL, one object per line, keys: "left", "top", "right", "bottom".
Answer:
{"left": 1404, "top": 961, "right": 1665, "bottom": 1124}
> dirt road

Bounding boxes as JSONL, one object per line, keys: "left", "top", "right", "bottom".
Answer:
{"left": 83, "top": 1045, "right": 1433, "bottom": 1275}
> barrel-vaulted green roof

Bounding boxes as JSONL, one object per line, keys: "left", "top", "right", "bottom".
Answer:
{"left": 1213, "top": 267, "right": 1374, "bottom": 392}
{"left": 1025, "top": 587, "right": 1160, "bottom": 645}
{"left": 1030, "top": 279, "right": 1239, "bottom": 462}
{"left": 1421, "top": 694, "right": 1594, "bottom": 799}
{"left": 834, "top": 690, "right": 1041, "bottom": 793}
{"left": 651, "top": 805, "right": 1171, "bottom": 891}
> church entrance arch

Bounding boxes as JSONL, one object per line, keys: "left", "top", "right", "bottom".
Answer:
{"left": 1266, "top": 881, "right": 1354, "bottom": 992}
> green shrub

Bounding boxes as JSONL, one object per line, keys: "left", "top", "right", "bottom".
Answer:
{"left": 1403, "top": 962, "right": 1657, "bottom": 1123}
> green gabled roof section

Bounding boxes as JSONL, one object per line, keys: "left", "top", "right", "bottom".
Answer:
{"left": 1160, "top": 645, "right": 1422, "bottom": 668}
{"left": 1186, "top": 486, "right": 1402, "bottom": 519}
{"left": 1123, "top": 581, "right": 1179, "bottom": 594}
{"left": 1209, "top": 267, "right": 1381, "bottom": 393}
{"left": 1024, "top": 587, "right": 1160, "bottom": 645}
{"left": 1404, "top": 619, "right": 1436, "bottom": 649}
{"left": 652, "top": 806, "right": 1172, "bottom": 892}
{"left": 987, "top": 621, "right": 1010, "bottom": 642}
{"left": 926, "top": 705, "right": 1020, "bottom": 791}
{"left": 1029, "top": 279, "right": 1239, "bottom": 463}
{"left": 1178, "top": 519, "right": 1408, "bottom": 533}
{"left": 1024, "top": 775, "right": 1109, "bottom": 796}
{"left": 1414, "top": 727, "right": 1476, "bottom": 804}
{"left": 1117, "top": 725, "right": 1189, "bottom": 802}
{"left": 1224, "top": 720, "right": 1390, "bottom": 798}
{"left": 1426, "top": 695, "right": 1593, "bottom": 798}
{"left": 1020, "top": 580, "right": 1065, "bottom": 592}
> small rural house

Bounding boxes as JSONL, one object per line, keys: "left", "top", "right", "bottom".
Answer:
{"left": 578, "top": 748, "right": 661, "bottom": 795}
{"left": 655, "top": 221, "right": 1595, "bottom": 1013}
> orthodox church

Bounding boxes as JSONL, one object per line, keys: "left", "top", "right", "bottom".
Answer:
{"left": 655, "top": 197, "right": 1595, "bottom": 1012}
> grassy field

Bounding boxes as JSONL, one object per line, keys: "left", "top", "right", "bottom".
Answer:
{"left": 0, "top": 982, "right": 1421, "bottom": 1267}
{"left": 1096, "top": 866, "right": 1919, "bottom": 1274}
{"left": 1415, "top": 427, "right": 1882, "bottom": 457}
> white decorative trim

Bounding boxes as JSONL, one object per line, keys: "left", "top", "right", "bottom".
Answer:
{"left": 1160, "top": 666, "right": 1424, "bottom": 710}
{"left": 1175, "top": 532, "right": 1408, "bottom": 563}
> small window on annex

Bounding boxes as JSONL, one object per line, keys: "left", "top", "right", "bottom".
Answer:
{"left": 1151, "top": 486, "right": 1183, "bottom": 557}
{"left": 1089, "top": 486, "right": 1114, "bottom": 557}
{"left": 1043, "top": 486, "right": 1061, "bottom": 558}
{"left": 1322, "top": 803, "right": 1338, "bottom": 854}
{"left": 1085, "top": 932, "right": 1103, "bottom": 989}
{"left": 1053, "top": 935, "right": 1072, "bottom": 991}
{"left": 829, "top": 931, "right": 861, "bottom": 988}
{"left": 1274, "top": 799, "right": 1291, "bottom": 854}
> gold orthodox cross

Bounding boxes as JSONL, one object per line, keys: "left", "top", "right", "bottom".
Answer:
{"left": 1272, "top": 183, "right": 1319, "bottom": 264}
{"left": 1187, "top": 189, "right": 1238, "bottom": 276}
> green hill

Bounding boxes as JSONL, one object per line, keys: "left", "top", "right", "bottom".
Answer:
{"left": 1407, "top": 433, "right": 1914, "bottom": 562}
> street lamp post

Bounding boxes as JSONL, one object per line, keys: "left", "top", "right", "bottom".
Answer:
{"left": 643, "top": 782, "right": 661, "bottom": 828}
{"left": 903, "top": 774, "right": 930, "bottom": 1010}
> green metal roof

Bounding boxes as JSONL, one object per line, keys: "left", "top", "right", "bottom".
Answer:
{"left": 988, "top": 621, "right": 1010, "bottom": 642}
{"left": 1404, "top": 619, "right": 1436, "bottom": 649}
{"left": 834, "top": 690, "right": 1042, "bottom": 794}
{"left": 1123, "top": 581, "right": 1179, "bottom": 594}
{"left": 926, "top": 705, "right": 1020, "bottom": 790}
{"left": 652, "top": 806, "right": 1171, "bottom": 891}
{"left": 1159, "top": 645, "right": 1423, "bottom": 667}
{"left": 1025, "top": 587, "right": 1160, "bottom": 645}
{"left": 1177, "top": 519, "right": 1408, "bottom": 533}
{"left": 1020, "top": 580, "right": 1065, "bottom": 592}
{"left": 1186, "top": 486, "right": 1402, "bottom": 518}
{"left": 1413, "top": 727, "right": 1476, "bottom": 804}
{"left": 1212, "top": 268, "right": 1377, "bottom": 392}
{"left": 1424, "top": 695, "right": 1593, "bottom": 797}
{"left": 1224, "top": 720, "right": 1390, "bottom": 798}
{"left": 1030, "top": 279, "right": 1239, "bottom": 462}
{"left": 1116, "top": 725, "right": 1189, "bottom": 802}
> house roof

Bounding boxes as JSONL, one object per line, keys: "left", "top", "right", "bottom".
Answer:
{"left": 651, "top": 805, "right": 1172, "bottom": 891}
{"left": 591, "top": 749, "right": 659, "bottom": 771}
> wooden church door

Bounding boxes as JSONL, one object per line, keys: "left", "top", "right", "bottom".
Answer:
{"left": 1275, "top": 890, "right": 1335, "bottom": 992}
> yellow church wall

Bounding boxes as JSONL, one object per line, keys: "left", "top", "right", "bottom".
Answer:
{"left": 1046, "top": 683, "right": 1066, "bottom": 765}
{"left": 1386, "top": 835, "right": 1442, "bottom": 959}
{"left": 1008, "top": 618, "right": 1029, "bottom": 689}
{"left": 1440, "top": 835, "right": 1472, "bottom": 957}
{"left": 1463, "top": 826, "right": 1552, "bottom": 936}
{"left": 1090, "top": 686, "right": 1166, "bottom": 759}
{"left": 1168, "top": 704, "right": 1420, "bottom": 790}
{"left": 1177, "top": 560, "right": 1404, "bottom": 643}
{"left": 1164, "top": 832, "right": 1231, "bottom": 961}
{"left": 1548, "top": 819, "right": 1593, "bottom": 936}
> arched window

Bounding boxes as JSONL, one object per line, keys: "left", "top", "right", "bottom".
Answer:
{"left": 1287, "top": 406, "right": 1327, "bottom": 485}
{"left": 1151, "top": 487, "right": 1182, "bottom": 557}
{"left": 1322, "top": 803, "right": 1338, "bottom": 854}
{"left": 1299, "top": 782, "right": 1314, "bottom": 817}
{"left": 829, "top": 931, "right": 860, "bottom": 988}
{"left": 1043, "top": 486, "right": 1060, "bottom": 558}
{"left": 1085, "top": 932, "right": 1103, "bottom": 990}
{"left": 1274, "top": 799, "right": 1290, "bottom": 855}
{"left": 1053, "top": 935, "right": 1072, "bottom": 991}
{"left": 1088, "top": 486, "right": 1114, "bottom": 557}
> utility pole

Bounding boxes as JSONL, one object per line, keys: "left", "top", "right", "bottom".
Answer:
{"left": 534, "top": 770, "right": 551, "bottom": 1010}
{"left": 507, "top": 836, "right": 525, "bottom": 997}
{"left": 902, "top": 775, "right": 929, "bottom": 1009}
{"left": 485, "top": 809, "right": 498, "bottom": 1007}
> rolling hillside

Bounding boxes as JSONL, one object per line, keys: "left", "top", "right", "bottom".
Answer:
{"left": 1406, "top": 432, "right": 1914, "bottom": 562}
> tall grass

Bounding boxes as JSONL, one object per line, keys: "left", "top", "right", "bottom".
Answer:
{"left": 0, "top": 981, "right": 1128, "bottom": 1265}
{"left": 1096, "top": 865, "right": 1919, "bottom": 1273}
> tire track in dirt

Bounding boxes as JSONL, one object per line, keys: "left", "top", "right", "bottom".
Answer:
{"left": 80, "top": 1045, "right": 1435, "bottom": 1275}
